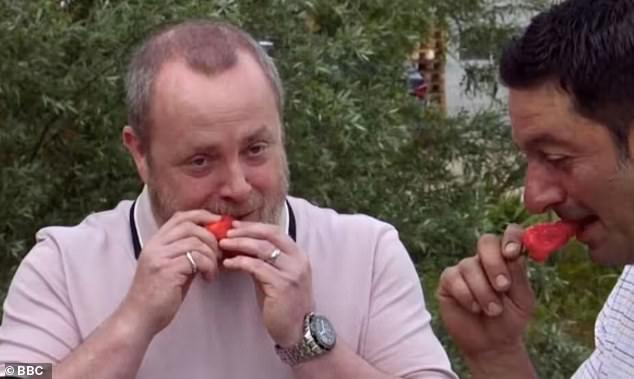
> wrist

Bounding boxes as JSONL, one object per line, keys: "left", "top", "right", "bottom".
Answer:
{"left": 466, "top": 342, "right": 537, "bottom": 379}
{"left": 113, "top": 302, "right": 157, "bottom": 345}
{"left": 275, "top": 312, "right": 337, "bottom": 367}
{"left": 275, "top": 315, "right": 307, "bottom": 348}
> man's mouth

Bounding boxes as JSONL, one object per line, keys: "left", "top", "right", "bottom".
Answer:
{"left": 232, "top": 210, "right": 255, "bottom": 221}
{"left": 573, "top": 215, "right": 600, "bottom": 240}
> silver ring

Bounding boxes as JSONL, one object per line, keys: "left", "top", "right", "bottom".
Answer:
{"left": 186, "top": 251, "right": 198, "bottom": 274}
{"left": 267, "top": 248, "right": 282, "bottom": 264}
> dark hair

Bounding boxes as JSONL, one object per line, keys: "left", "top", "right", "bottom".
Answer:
{"left": 499, "top": 0, "right": 634, "bottom": 157}
{"left": 126, "top": 20, "right": 284, "bottom": 142}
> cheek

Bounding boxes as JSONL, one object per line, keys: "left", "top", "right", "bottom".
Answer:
{"left": 156, "top": 172, "right": 215, "bottom": 206}
{"left": 248, "top": 168, "right": 281, "bottom": 191}
{"left": 568, "top": 164, "right": 634, "bottom": 229}
{"left": 605, "top": 169, "right": 634, "bottom": 215}
{"left": 561, "top": 163, "right": 608, "bottom": 202}
{"left": 246, "top": 160, "right": 285, "bottom": 192}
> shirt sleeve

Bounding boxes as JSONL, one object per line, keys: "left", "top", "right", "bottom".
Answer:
{"left": 360, "top": 226, "right": 458, "bottom": 379}
{"left": 572, "top": 265, "right": 634, "bottom": 379}
{"left": 0, "top": 232, "right": 80, "bottom": 364}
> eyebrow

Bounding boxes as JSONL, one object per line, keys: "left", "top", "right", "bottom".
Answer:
{"left": 244, "top": 125, "right": 275, "bottom": 144}
{"left": 519, "top": 133, "right": 575, "bottom": 151}
{"left": 183, "top": 125, "right": 276, "bottom": 156}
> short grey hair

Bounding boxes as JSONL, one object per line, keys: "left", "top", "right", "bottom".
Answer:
{"left": 125, "top": 20, "right": 284, "bottom": 141}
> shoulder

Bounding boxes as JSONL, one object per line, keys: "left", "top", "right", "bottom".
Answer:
{"left": 595, "top": 265, "right": 634, "bottom": 330}
{"left": 287, "top": 196, "right": 409, "bottom": 274}
{"left": 287, "top": 196, "right": 396, "bottom": 240}
{"left": 606, "top": 265, "right": 634, "bottom": 304}
{"left": 29, "top": 200, "right": 133, "bottom": 265}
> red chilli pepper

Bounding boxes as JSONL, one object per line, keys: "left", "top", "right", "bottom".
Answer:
{"left": 205, "top": 215, "right": 235, "bottom": 241}
{"left": 521, "top": 220, "right": 577, "bottom": 263}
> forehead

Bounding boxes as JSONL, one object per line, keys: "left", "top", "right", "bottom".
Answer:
{"left": 149, "top": 53, "right": 281, "bottom": 144}
{"left": 509, "top": 85, "right": 599, "bottom": 148}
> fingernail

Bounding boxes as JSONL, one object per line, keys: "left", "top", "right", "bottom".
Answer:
{"left": 487, "top": 302, "right": 503, "bottom": 316}
{"left": 496, "top": 274, "right": 509, "bottom": 289}
{"left": 472, "top": 302, "right": 481, "bottom": 313}
{"left": 505, "top": 242, "right": 519, "bottom": 255}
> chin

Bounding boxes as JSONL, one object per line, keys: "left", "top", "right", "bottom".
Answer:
{"left": 589, "top": 243, "right": 634, "bottom": 266}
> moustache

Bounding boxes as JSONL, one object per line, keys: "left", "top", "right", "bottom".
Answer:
{"left": 205, "top": 197, "right": 263, "bottom": 217}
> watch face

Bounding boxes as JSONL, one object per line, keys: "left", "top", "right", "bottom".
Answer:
{"left": 310, "top": 314, "right": 336, "bottom": 350}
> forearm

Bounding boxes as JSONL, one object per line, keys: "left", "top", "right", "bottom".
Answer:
{"left": 53, "top": 305, "right": 154, "bottom": 379}
{"left": 291, "top": 342, "right": 397, "bottom": 379}
{"left": 466, "top": 344, "right": 538, "bottom": 379}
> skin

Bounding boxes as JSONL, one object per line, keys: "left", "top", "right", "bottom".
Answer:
{"left": 438, "top": 82, "right": 634, "bottom": 378}
{"left": 53, "top": 51, "right": 404, "bottom": 379}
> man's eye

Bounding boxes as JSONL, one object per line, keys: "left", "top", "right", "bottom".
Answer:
{"left": 545, "top": 154, "right": 566, "bottom": 162}
{"left": 544, "top": 154, "right": 570, "bottom": 166}
{"left": 248, "top": 143, "right": 267, "bottom": 156}
{"left": 191, "top": 157, "right": 208, "bottom": 167}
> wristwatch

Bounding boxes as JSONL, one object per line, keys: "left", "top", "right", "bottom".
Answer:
{"left": 275, "top": 312, "right": 337, "bottom": 366}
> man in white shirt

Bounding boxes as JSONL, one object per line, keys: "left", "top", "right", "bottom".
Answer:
{"left": 438, "top": 0, "right": 634, "bottom": 378}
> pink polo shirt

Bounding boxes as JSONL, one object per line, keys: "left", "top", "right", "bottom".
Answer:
{"left": 0, "top": 188, "right": 456, "bottom": 378}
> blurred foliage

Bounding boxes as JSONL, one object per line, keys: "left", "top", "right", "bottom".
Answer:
{"left": 0, "top": 0, "right": 619, "bottom": 378}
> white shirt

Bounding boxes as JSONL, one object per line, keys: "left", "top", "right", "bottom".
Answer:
{"left": 573, "top": 265, "right": 634, "bottom": 379}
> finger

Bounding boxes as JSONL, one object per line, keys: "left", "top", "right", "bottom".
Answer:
{"left": 458, "top": 257, "right": 503, "bottom": 317}
{"left": 437, "top": 266, "right": 481, "bottom": 314}
{"left": 218, "top": 237, "right": 289, "bottom": 268}
{"left": 501, "top": 223, "right": 525, "bottom": 260}
{"left": 174, "top": 250, "right": 219, "bottom": 282}
{"left": 226, "top": 221, "right": 297, "bottom": 256}
{"left": 506, "top": 256, "right": 535, "bottom": 314}
{"left": 222, "top": 255, "right": 284, "bottom": 286}
{"left": 164, "top": 236, "right": 217, "bottom": 260}
{"left": 477, "top": 234, "right": 511, "bottom": 292}
{"left": 161, "top": 220, "right": 220, "bottom": 250}
{"left": 160, "top": 210, "right": 220, "bottom": 238}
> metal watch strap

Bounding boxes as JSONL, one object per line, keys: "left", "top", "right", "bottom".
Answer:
{"left": 275, "top": 312, "right": 326, "bottom": 366}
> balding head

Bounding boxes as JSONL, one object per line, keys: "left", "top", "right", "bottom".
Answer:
{"left": 125, "top": 20, "right": 284, "bottom": 142}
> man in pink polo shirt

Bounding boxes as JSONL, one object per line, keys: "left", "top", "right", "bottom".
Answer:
{"left": 0, "top": 20, "right": 456, "bottom": 378}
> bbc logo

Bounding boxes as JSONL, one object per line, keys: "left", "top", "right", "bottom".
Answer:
{"left": 0, "top": 363, "right": 52, "bottom": 378}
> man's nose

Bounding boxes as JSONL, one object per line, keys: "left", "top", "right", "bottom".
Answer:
{"left": 523, "top": 161, "right": 566, "bottom": 214}
{"left": 218, "top": 160, "right": 252, "bottom": 203}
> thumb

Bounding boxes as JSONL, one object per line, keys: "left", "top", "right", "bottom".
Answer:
{"left": 506, "top": 256, "right": 535, "bottom": 316}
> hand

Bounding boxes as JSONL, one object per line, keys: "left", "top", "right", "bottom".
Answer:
{"left": 120, "top": 210, "right": 222, "bottom": 336}
{"left": 437, "top": 224, "right": 536, "bottom": 361}
{"left": 219, "top": 221, "right": 314, "bottom": 347}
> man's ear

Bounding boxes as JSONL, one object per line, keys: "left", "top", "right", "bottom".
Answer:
{"left": 122, "top": 125, "right": 150, "bottom": 184}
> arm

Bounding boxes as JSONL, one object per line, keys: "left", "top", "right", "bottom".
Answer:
{"left": 437, "top": 226, "right": 538, "bottom": 379}
{"left": 291, "top": 342, "right": 399, "bottom": 379}
{"left": 0, "top": 210, "right": 223, "bottom": 378}
{"left": 466, "top": 344, "right": 537, "bottom": 379}
{"left": 220, "top": 223, "right": 456, "bottom": 379}
{"left": 52, "top": 305, "right": 154, "bottom": 379}
{"left": 0, "top": 237, "right": 155, "bottom": 378}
